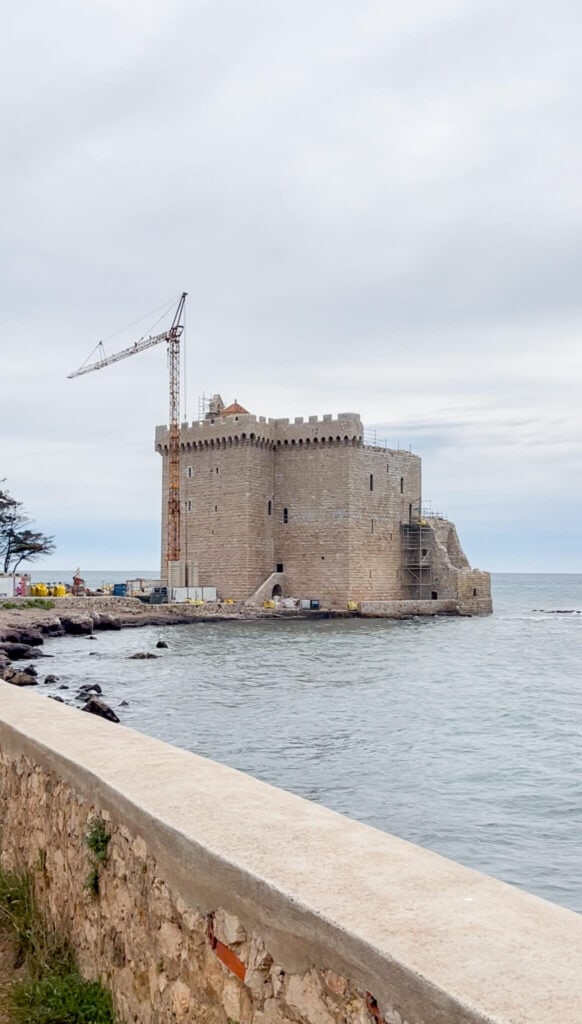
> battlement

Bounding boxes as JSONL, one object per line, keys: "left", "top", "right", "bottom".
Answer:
{"left": 155, "top": 410, "right": 367, "bottom": 452}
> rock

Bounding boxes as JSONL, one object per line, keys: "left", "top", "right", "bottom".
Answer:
{"left": 120, "top": 700, "right": 129, "bottom": 706}
{"left": 128, "top": 652, "right": 159, "bottom": 659}
{"left": 86, "top": 635, "right": 97, "bottom": 640}
{"left": 156, "top": 640, "right": 169, "bottom": 649}
{"left": 48, "top": 694, "right": 64, "bottom": 703}
{"left": 58, "top": 684, "right": 69, "bottom": 690}
{"left": 81, "top": 697, "right": 120, "bottom": 723}
{"left": 93, "top": 613, "right": 122, "bottom": 631}
{"left": 44, "top": 674, "right": 60, "bottom": 685}
{"left": 22, "top": 664, "right": 38, "bottom": 677}
{"left": 1, "top": 628, "right": 44, "bottom": 646}
{"left": 43, "top": 623, "right": 65, "bottom": 637}
{"left": 4, "top": 668, "right": 39, "bottom": 686}
{"left": 0, "top": 642, "right": 45, "bottom": 661}
{"left": 79, "top": 683, "right": 102, "bottom": 694}
{"left": 59, "top": 616, "right": 93, "bottom": 636}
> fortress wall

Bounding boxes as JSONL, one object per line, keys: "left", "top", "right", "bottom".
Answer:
{"left": 180, "top": 442, "right": 275, "bottom": 600}
{"left": 273, "top": 442, "right": 352, "bottom": 605}
{"left": 427, "top": 521, "right": 493, "bottom": 614}
{"left": 348, "top": 449, "right": 421, "bottom": 601}
{"left": 155, "top": 414, "right": 492, "bottom": 614}
{"left": 1, "top": 686, "right": 580, "bottom": 1024}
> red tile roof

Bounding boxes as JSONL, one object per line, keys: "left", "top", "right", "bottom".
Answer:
{"left": 221, "top": 400, "right": 249, "bottom": 415}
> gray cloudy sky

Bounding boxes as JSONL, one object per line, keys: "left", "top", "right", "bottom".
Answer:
{"left": 2, "top": 0, "right": 581, "bottom": 573}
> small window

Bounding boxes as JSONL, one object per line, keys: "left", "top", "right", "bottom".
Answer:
{"left": 276, "top": 563, "right": 283, "bottom": 573}
{"left": 369, "top": 474, "right": 374, "bottom": 491}
{"left": 187, "top": 500, "right": 192, "bottom": 512}
{"left": 400, "top": 476, "right": 404, "bottom": 494}
{"left": 187, "top": 466, "right": 192, "bottom": 477}
{"left": 268, "top": 500, "right": 272, "bottom": 515}
{"left": 216, "top": 467, "right": 219, "bottom": 474}
{"left": 473, "top": 588, "right": 477, "bottom": 597}
{"left": 371, "top": 519, "right": 374, "bottom": 533}
{"left": 214, "top": 504, "right": 218, "bottom": 512}
{"left": 283, "top": 507, "right": 288, "bottom": 524}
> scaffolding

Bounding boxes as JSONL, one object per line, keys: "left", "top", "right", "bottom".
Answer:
{"left": 400, "top": 512, "right": 433, "bottom": 600}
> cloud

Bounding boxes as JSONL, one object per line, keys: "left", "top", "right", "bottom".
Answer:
{"left": 1, "top": 0, "right": 581, "bottom": 571}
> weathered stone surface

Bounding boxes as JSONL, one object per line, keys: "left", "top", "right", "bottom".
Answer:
{"left": 0, "top": 642, "right": 45, "bottom": 661}
{"left": 214, "top": 909, "right": 247, "bottom": 947}
{"left": 60, "top": 615, "right": 93, "bottom": 635}
{"left": 44, "top": 674, "right": 60, "bottom": 684}
{"left": 3, "top": 666, "right": 39, "bottom": 686}
{"left": 128, "top": 652, "right": 159, "bottom": 659}
{"left": 79, "top": 682, "right": 102, "bottom": 694}
{"left": 1, "top": 627, "right": 44, "bottom": 646}
{"left": 156, "top": 640, "right": 169, "bottom": 648}
{"left": 93, "top": 613, "right": 122, "bottom": 631}
{"left": 80, "top": 697, "right": 120, "bottom": 723}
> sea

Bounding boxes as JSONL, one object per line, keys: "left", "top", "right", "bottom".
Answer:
{"left": 25, "top": 572, "right": 582, "bottom": 914}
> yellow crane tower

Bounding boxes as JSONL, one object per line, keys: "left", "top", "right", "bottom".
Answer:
{"left": 68, "top": 292, "right": 187, "bottom": 582}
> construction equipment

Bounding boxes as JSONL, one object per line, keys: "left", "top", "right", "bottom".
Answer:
{"left": 68, "top": 292, "right": 187, "bottom": 581}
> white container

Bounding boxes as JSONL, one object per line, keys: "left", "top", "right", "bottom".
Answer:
{"left": 202, "top": 587, "right": 217, "bottom": 601}
{"left": 0, "top": 574, "right": 15, "bottom": 598}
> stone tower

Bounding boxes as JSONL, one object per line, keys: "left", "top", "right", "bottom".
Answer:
{"left": 155, "top": 399, "right": 491, "bottom": 612}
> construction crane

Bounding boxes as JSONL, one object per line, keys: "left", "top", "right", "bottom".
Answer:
{"left": 68, "top": 292, "right": 187, "bottom": 580}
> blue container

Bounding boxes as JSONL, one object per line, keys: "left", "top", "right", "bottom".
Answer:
{"left": 310, "top": 599, "right": 320, "bottom": 610}
{"left": 113, "top": 583, "right": 127, "bottom": 597}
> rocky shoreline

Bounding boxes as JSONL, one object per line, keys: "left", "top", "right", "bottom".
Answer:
{"left": 0, "top": 596, "right": 339, "bottom": 702}
{"left": 0, "top": 597, "right": 279, "bottom": 720}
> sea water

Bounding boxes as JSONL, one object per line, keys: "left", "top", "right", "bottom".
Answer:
{"left": 33, "top": 573, "right": 582, "bottom": 913}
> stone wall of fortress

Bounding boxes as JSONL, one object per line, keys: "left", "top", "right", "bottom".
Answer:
{"left": 1, "top": 686, "right": 580, "bottom": 1024}
{"left": 155, "top": 409, "right": 491, "bottom": 614}
{"left": 155, "top": 408, "right": 491, "bottom": 613}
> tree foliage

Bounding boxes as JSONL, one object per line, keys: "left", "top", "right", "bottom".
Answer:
{"left": 0, "top": 485, "right": 56, "bottom": 574}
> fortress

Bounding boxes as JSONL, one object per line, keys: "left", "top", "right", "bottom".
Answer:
{"left": 155, "top": 396, "right": 491, "bottom": 614}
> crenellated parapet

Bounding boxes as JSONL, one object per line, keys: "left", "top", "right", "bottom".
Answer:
{"left": 155, "top": 411, "right": 367, "bottom": 454}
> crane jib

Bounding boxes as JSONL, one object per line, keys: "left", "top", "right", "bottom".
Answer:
{"left": 66, "top": 328, "right": 183, "bottom": 378}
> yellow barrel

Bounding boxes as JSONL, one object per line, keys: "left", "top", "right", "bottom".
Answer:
{"left": 55, "top": 584, "right": 66, "bottom": 597}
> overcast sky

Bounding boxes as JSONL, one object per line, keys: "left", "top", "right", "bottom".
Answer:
{"left": 2, "top": 0, "right": 581, "bottom": 575}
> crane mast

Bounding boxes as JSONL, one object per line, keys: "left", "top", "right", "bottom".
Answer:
{"left": 166, "top": 292, "right": 186, "bottom": 567}
{"left": 68, "top": 292, "right": 187, "bottom": 582}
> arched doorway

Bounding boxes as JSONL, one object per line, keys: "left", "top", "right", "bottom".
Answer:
{"left": 272, "top": 584, "right": 283, "bottom": 598}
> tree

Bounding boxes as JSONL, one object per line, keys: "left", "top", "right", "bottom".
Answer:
{"left": 0, "top": 485, "right": 56, "bottom": 574}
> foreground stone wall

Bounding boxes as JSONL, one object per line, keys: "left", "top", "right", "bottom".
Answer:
{"left": 2, "top": 686, "right": 577, "bottom": 1024}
